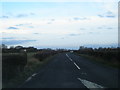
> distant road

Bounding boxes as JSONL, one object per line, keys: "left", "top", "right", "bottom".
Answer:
{"left": 20, "top": 53, "right": 118, "bottom": 88}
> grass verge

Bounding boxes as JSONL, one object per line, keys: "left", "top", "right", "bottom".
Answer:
{"left": 76, "top": 53, "right": 119, "bottom": 68}
{"left": 3, "top": 52, "right": 56, "bottom": 88}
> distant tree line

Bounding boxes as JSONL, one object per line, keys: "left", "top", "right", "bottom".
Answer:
{"left": 1, "top": 44, "right": 38, "bottom": 53}
{"left": 1, "top": 44, "right": 69, "bottom": 53}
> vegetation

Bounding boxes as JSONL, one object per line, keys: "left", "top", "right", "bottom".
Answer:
{"left": 1, "top": 44, "right": 119, "bottom": 88}
{"left": 3, "top": 52, "right": 57, "bottom": 88}
{"left": 74, "top": 46, "right": 119, "bottom": 68}
{"left": 1, "top": 44, "right": 67, "bottom": 88}
{"left": 2, "top": 53, "right": 27, "bottom": 83}
{"left": 34, "top": 49, "right": 58, "bottom": 61}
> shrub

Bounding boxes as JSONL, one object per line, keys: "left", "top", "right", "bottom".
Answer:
{"left": 34, "top": 50, "right": 57, "bottom": 61}
{"left": 2, "top": 53, "right": 27, "bottom": 83}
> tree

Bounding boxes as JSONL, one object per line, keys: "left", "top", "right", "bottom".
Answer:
{"left": 15, "top": 46, "right": 23, "bottom": 49}
{"left": 2, "top": 44, "right": 7, "bottom": 49}
{"left": 79, "top": 46, "right": 85, "bottom": 50}
{"left": 10, "top": 46, "right": 14, "bottom": 49}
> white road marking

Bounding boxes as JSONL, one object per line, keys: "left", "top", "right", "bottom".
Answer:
{"left": 66, "top": 54, "right": 80, "bottom": 70}
{"left": 26, "top": 77, "right": 32, "bottom": 82}
{"left": 32, "top": 73, "right": 37, "bottom": 77}
{"left": 73, "top": 62, "right": 80, "bottom": 70}
{"left": 26, "top": 73, "right": 38, "bottom": 82}
{"left": 66, "top": 54, "right": 72, "bottom": 61}
{"left": 69, "top": 58, "right": 73, "bottom": 61}
{"left": 66, "top": 54, "right": 68, "bottom": 57}
{"left": 78, "top": 78, "right": 105, "bottom": 89}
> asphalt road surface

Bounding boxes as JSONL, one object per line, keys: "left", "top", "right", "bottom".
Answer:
{"left": 20, "top": 52, "right": 118, "bottom": 88}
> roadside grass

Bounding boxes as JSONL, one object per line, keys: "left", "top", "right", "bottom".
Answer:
{"left": 3, "top": 52, "right": 56, "bottom": 88}
{"left": 76, "top": 53, "right": 119, "bottom": 68}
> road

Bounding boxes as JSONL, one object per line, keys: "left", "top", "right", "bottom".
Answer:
{"left": 20, "top": 52, "right": 118, "bottom": 88}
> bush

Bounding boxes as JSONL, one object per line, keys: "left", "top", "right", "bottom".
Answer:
{"left": 2, "top": 53, "right": 27, "bottom": 83}
{"left": 34, "top": 50, "right": 57, "bottom": 61}
{"left": 76, "top": 47, "right": 119, "bottom": 64}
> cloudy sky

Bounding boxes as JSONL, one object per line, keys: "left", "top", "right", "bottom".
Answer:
{"left": 0, "top": 0, "right": 118, "bottom": 49}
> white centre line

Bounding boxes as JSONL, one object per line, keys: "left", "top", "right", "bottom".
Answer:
{"left": 66, "top": 54, "right": 69, "bottom": 57}
{"left": 66, "top": 54, "right": 80, "bottom": 70}
{"left": 66, "top": 54, "right": 72, "bottom": 61}
{"left": 78, "top": 78, "right": 105, "bottom": 89}
{"left": 73, "top": 62, "right": 80, "bottom": 70}
{"left": 69, "top": 58, "right": 73, "bottom": 61}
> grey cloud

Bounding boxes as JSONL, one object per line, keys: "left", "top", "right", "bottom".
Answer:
{"left": 80, "top": 28, "right": 86, "bottom": 30}
{"left": 2, "top": 40, "right": 36, "bottom": 45}
{"left": 107, "top": 27, "right": 113, "bottom": 29}
{"left": 69, "top": 33, "right": 80, "bottom": 36}
{"left": 30, "top": 13, "right": 35, "bottom": 15}
{"left": 107, "top": 11, "right": 113, "bottom": 14}
{"left": 47, "top": 19, "right": 55, "bottom": 24}
{"left": 16, "top": 13, "right": 35, "bottom": 18}
{"left": 16, "top": 23, "right": 34, "bottom": 28}
{"left": 34, "top": 33, "right": 39, "bottom": 34}
{"left": 2, "top": 37, "right": 15, "bottom": 40}
{"left": 106, "top": 11, "right": 115, "bottom": 18}
{"left": 61, "top": 37, "right": 64, "bottom": 39}
{"left": 47, "top": 22, "right": 52, "bottom": 24}
{"left": 74, "top": 17, "right": 80, "bottom": 20}
{"left": 88, "top": 32, "right": 100, "bottom": 34}
{"left": 98, "top": 26, "right": 113, "bottom": 30}
{"left": 16, "top": 24, "right": 24, "bottom": 26}
{"left": 28, "top": 26, "right": 34, "bottom": 28}
{"left": 16, "top": 14, "right": 28, "bottom": 18}
{"left": 98, "top": 15, "right": 104, "bottom": 18}
{"left": 73, "top": 17, "right": 87, "bottom": 20}
{"left": 0, "top": 15, "right": 9, "bottom": 18}
{"left": 89, "top": 32, "right": 93, "bottom": 34}
{"left": 98, "top": 27, "right": 103, "bottom": 29}
{"left": 16, "top": 23, "right": 32, "bottom": 26}
{"left": 0, "top": 12, "right": 35, "bottom": 19}
{"left": 51, "top": 19, "right": 55, "bottom": 21}
{"left": 98, "top": 11, "right": 116, "bottom": 18}
{"left": 8, "top": 27, "right": 19, "bottom": 29}
{"left": 106, "top": 15, "right": 115, "bottom": 18}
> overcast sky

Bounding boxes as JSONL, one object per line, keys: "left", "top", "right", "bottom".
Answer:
{"left": 0, "top": 0, "right": 118, "bottom": 49}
